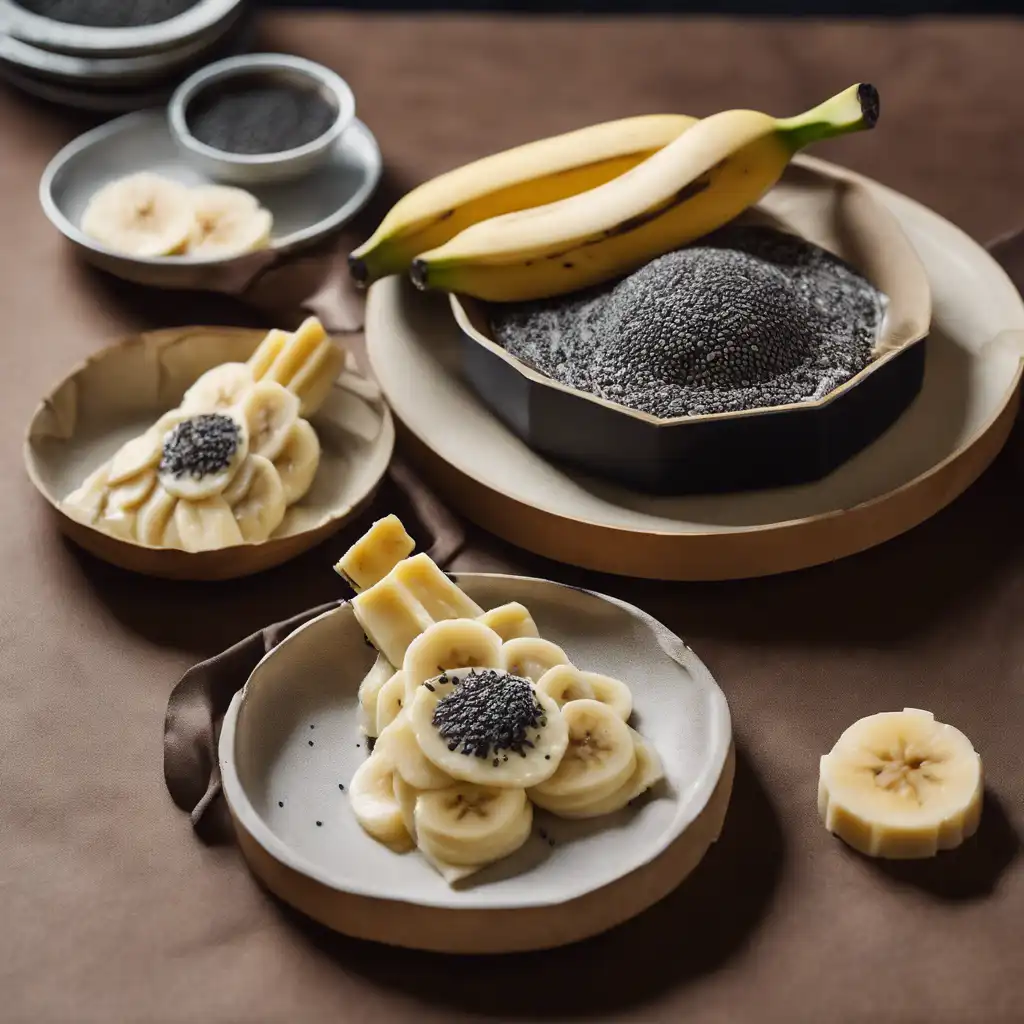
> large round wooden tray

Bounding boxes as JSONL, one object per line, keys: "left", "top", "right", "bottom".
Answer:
{"left": 365, "top": 156, "right": 1024, "bottom": 581}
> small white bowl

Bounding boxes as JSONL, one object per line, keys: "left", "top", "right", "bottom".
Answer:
{"left": 168, "top": 53, "right": 356, "bottom": 186}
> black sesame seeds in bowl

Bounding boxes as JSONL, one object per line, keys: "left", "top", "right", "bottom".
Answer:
{"left": 168, "top": 53, "right": 356, "bottom": 186}
{"left": 450, "top": 166, "right": 932, "bottom": 495}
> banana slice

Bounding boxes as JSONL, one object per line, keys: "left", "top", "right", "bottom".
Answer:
{"left": 352, "top": 576, "right": 434, "bottom": 668}
{"left": 239, "top": 381, "right": 300, "bottom": 461}
{"left": 247, "top": 329, "right": 289, "bottom": 381}
{"left": 392, "top": 553, "right": 484, "bottom": 620}
{"left": 181, "top": 362, "right": 254, "bottom": 414}
{"left": 63, "top": 464, "right": 110, "bottom": 523}
{"left": 501, "top": 637, "right": 571, "bottom": 684}
{"left": 228, "top": 454, "right": 286, "bottom": 543}
{"left": 375, "top": 670, "right": 408, "bottom": 735}
{"left": 158, "top": 412, "right": 249, "bottom": 501}
{"left": 392, "top": 773, "right": 420, "bottom": 840}
{"left": 334, "top": 514, "right": 416, "bottom": 592}
{"left": 529, "top": 699, "right": 637, "bottom": 813}
{"left": 375, "top": 711, "right": 453, "bottom": 790}
{"left": 536, "top": 664, "right": 595, "bottom": 707}
{"left": 414, "top": 783, "right": 533, "bottom": 867}
{"left": 477, "top": 602, "right": 539, "bottom": 642}
{"left": 581, "top": 671, "right": 633, "bottom": 722}
{"left": 288, "top": 338, "right": 347, "bottom": 418}
{"left": 173, "top": 495, "right": 244, "bottom": 552}
{"left": 81, "top": 172, "right": 194, "bottom": 257}
{"left": 135, "top": 485, "right": 178, "bottom": 547}
{"left": 263, "top": 317, "right": 328, "bottom": 388}
{"left": 105, "top": 469, "right": 156, "bottom": 513}
{"left": 358, "top": 654, "right": 395, "bottom": 737}
{"left": 107, "top": 410, "right": 188, "bottom": 486}
{"left": 349, "top": 752, "right": 414, "bottom": 852}
{"left": 818, "top": 708, "right": 983, "bottom": 859}
{"left": 409, "top": 667, "right": 568, "bottom": 788}
{"left": 97, "top": 505, "right": 137, "bottom": 541}
{"left": 402, "top": 618, "right": 504, "bottom": 703}
{"left": 273, "top": 420, "right": 321, "bottom": 506}
{"left": 186, "top": 185, "right": 272, "bottom": 259}
{"left": 543, "top": 728, "right": 664, "bottom": 819}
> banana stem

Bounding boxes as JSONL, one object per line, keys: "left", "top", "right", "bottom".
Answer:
{"left": 775, "top": 83, "right": 880, "bottom": 152}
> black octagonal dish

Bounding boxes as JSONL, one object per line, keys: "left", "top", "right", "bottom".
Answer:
{"left": 449, "top": 161, "right": 932, "bottom": 496}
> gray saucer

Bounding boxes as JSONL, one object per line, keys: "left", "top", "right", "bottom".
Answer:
{"left": 39, "top": 109, "right": 382, "bottom": 289}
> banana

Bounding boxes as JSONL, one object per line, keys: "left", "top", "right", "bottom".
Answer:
{"left": 349, "top": 752, "right": 415, "bottom": 852}
{"left": 414, "top": 782, "right": 533, "bottom": 868}
{"left": 477, "top": 602, "right": 539, "bottom": 642}
{"left": 401, "top": 618, "right": 504, "bottom": 703}
{"left": 97, "top": 504, "right": 137, "bottom": 541}
{"left": 287, "top": 338, "right": 348, "bottom": 418}
{"left": 173, "top": 495, "right": 244, "bottom": 552}
{"left": 81, "top": 171, "right": 195, "bottom": 258}
{"left": 227, "top": 454, "right": 286, "bottom": 543}
{"left": 238, "top": 381, "right": 300, "bottom": 462}
{"left": 349, "top": 114, "right": 698, "bottom": 284}
{"left": 536, "top": 664, "right": 594, "bottom": 707}
{"left": 375, "top": 711, "right": 453, "bottom": 790}
{"left": 529, "top": 699, "right": 637, "bottom": 813}
{"left": 105, "top": 470, "right": 156, "bottom": 513}
{"left": 106, "top": 411, "right": 188, "bottom": 486}
{"left": 409, "top": 666, "right": 567, "bottom": 788}
{"left": 334, "top": 513, "right": 417, "bottom": 591}
{"left": 392, "top": 554, "right": 484, "bottom": 620}
{"left": 180, "top": 362, "right": 254, "bottom": 414}
{"left": 501, "top": 637, "right": 570, "bottom": 684}
{"left": 247, "top": 329, "right": 289, "bottom": 381}
{"left": 262, "top": 317, "right": 328, "bottom": 389}
{"left": 185, "top": 184, "right": 273, "bottom": 259}
{"left": 357, "top": 654, "right": 395, "bottom": 737}
{"left": 63, "top": 463, "right": 110, "bottom": 523}
{"left": 375, "top": 670, "right": 408, "bottom": 735}
{"left": 135, "top": 485, "right": 177, "bottom": 546}
{"left": 157, "top": 413, "right": 249, "bottom": 501}
{"left": 392, "top": 772, "right": 420, "bottom": 840}
{"left": 411, "top": 83, "right": 880, "bottom": 302}
{"left": 581, "top": 671, "right": 633, "bottom": 722}
{"left": 818, "top": 708, "right": 983, "bottom": 859}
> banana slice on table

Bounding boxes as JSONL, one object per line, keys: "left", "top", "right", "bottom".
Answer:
{"left": 181, "top": 362, "right": 254, "bottom": 414}
{"left": 135, "top": 485, "right": 178, "bottom": 547}
{"left": 239, "top": 381, "right": 300, "bottom": 462}
{"left": 173, "top": 495, "right": 244, "bottom": 552}
{"left": 157, "top": 412, "right": 249, "bottom": 501}
{"left": 414, "top": 782, "right": 533, "bottom": 868}
{"left": 529, "top": 699, "right": 637, "bottom": 814}
{"left": 375, "top": 711, "right": 453, "bottom": 790}
{"left": 273, "top": 420, "right": 321, "bottom": 506}
{"left": 375, "top": 670, "right": 408, "bottom": 736}
{"left": 349, "top": 752, "right": 414, "bottom": 852}
{"left": 477, "top": 602, "right": 539, "bottom": 642}
{"left": 501, "top": 637, "right": 571, "bottom": 683}
{"left": 227, "top": 454, "right": 286, "bottom": 543}
{"left": 334, "top": 514, "right": 416, "bottom": 592}
{"left": 263, "top": 317, "right": 328, "bottom": 389}
{"left": 186, "top": 184, "right": 272, "bottom": 259}
{"left": 536, "top": 664, "right": 595, "bottom": 707}
{"left": 392, "top": 554, "right": 484, "bottom": 620}
{"left": 401, "top": 618, "right": 504, "bottom": 703}
{"left": 81, "top": 172, "right": 194, "bottom": 257}
{"left": 358, "top": 654, "right": 395, "bottom": 737}
{"left": 581, "top": 671, "right": 634, "bottom": 722}
{"left": 818, "top": 708, "right": 983, "bottom": 859}
{"left": 409, "top": 666, "right": 568, "bottom": 788}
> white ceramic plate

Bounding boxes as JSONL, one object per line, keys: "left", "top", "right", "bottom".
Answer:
{"left": 219, "top": 574, "right": 733, "bottom": 951}
{"left": 365, "top": 156, "right": 1024, "bottom": 581}
{"left": 39, "top": 109, "right": 382, "bottom": 289}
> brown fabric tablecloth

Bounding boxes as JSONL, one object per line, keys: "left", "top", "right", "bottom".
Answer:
{"left": 2, "top": 14, "right": 1024, "bottom": 1023}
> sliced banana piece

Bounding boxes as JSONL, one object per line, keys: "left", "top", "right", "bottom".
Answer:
{"left": 239, "top": 380, "right": 300, "bottom": 461}
{"left": 536, "top": 664, "right": 595, "bottom": 707}
{"left": 107, "top": 410, "right": 188, "bottom": 486}
{"left": 392, "top": 773, "right": 419, "bottom": 840}
{"left": 392, "top": 554, "right": 484, "bottom": 620}
{"left": 181, "top": 362, "right": 254, "bottom": 414}
{"left": 581, "top": 671, "right": 634, "bottom": 722}
{"left": 186, "top": 185, "right": 272, "bottom": 259}
{"left": 409, "top": 667, "right": 567, "bottom": 789}
{"left": 81, "top": 172, "right": 194, "bottom": 257}
{"left": 63, "top": 464, "right": 110, "bottom": 523}
{"left": 290, "top": 338, "right": 347, "bottom": 418}
{"left": 349, "top": 752, "right": 414, "bottom": 852}
{"left": 273, "top": 419, "right": 321, "bottom": 506}
{"left": 352, "top": 576, "right": 434, "bottom": 669}
{"left": 135, "top": 485, "right": 178, "bottom": 547}
{"left": 263, "top": 317, "right": 328, "bottom": 388}
{"left": 375, "top": 670, "right": 407, "bottom": 736}
{"left": 97, "top": 505, "right": 137, "bottom": 541}
{"left": 375, "top": 711, "right": 453, "bottom": 790}
{"left": 477, "top": 602, "right": 539, "bottom": 642}
{"left": 228, "top": 454, "right": 286, "bottom": 543}
{"left": 334, "top": 514, "right": 416, "bottom": 592}
{"left": 501, "top": 637, "right": 571, "bottom": 684}
{"left": 415, "top": 783, "right": 533, "bottom": 867}
{"left": 173, "top": 495, "right": 244, "bottom": 552}
{"left": 818, "top": 708, "right": 984, "bottom": 859}
{"left": 158, "top": 412, "right": 249, "bottom": 501}
{"left": 105, "top": 469, "right": 156, "bottom": 513}
{"left": 402, "top": 618, "right": 504, "bottom": 703}
{"left": 247, "top": 328, "right": 289, "bottom": 381}
{"left": 529, "top": 699, "right": 637, "bottom": 813}
{"left": 358, "top": 654, "right": 395, "bottom": 737}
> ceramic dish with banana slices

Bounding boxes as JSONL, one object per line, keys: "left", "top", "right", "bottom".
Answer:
{"left": 24, "top": 317, "right": 393, "bottom": 581}
{"left": 218, "top": 516, "right": 733, "bottom": 953}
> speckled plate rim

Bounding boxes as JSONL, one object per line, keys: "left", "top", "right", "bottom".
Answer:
{"left": 218, "top": 575, "right": 732, "bottom": 918}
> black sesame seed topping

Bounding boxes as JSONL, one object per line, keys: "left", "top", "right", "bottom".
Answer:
{"left": 316, "top": 821, "right": 322, "bottom": 827}
{"left": 424, "top": 682, "right": 436, "bottom": 692}
{"left": 338, "top": 783, "right": 345, "bottom": 791}
{"left": 278, "top": 801, "right": 284, "bottom": 808}
{"left": 160, "top": 413, "right": 239, "bottom": 480}
{"left": 310, "top": 724, "right": 315, "bottom": 729}
{"left": 308, "top": 740, "right": 314, "bottom": 747}
{"left": 431, "top": 668, "right": 547, "bottom": 761}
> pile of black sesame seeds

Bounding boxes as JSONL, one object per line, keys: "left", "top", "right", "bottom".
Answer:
{"left": 19, "top": 0, "right": 200, "bottom": 28}
{"left": 160, "top": 413, "right": 239, "bottom": 480}
{"left": 489, "top": 226, "right": 886, "bottom": 418}
{"left": 431, "top": 669, "right": 547, "bottom": 766}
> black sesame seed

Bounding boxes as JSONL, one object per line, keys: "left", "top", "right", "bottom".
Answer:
{"left": 356, "top": 743, "right": 361, "bottom": 748}
{"left": 310, "top": 724, "right": 315, "bottom": 729}
{"left": 424, "top": 683, "right": 436, "bottom": 692}
{"left": 308, "top": 740, "right": 314, "bottom": 747}
{"left": 316, "top": 821, "right": 322, "bottom": 827}
{"left": 278, "top": 801, "right": 284, "bottom": 808}
{"left": 160, "top": 414, "right": 239, "bottom": 480}
{"left": 338, "top": 783, "right": 345, "bottom": 791}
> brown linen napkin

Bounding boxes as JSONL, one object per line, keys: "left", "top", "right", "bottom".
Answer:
{"left": 163, "top": 457, "right": 468, "bottom": 839}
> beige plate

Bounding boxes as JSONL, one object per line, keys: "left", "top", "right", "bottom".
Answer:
{"left": 24, "top": 326, "right": 394, "bottom": 581}
{"left": 219, "top": 573, "right": 733, "bottom": 953}
{"left": 366, "top": 156, "right": 1024, "bottom": 581}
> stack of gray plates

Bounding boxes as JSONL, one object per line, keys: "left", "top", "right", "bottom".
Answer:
{"left": 0, "top": 0, "right": 251, "bottom": 111}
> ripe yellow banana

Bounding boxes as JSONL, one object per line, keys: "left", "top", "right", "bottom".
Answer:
{"left": 410, "top": 83, "right": 879, "bottom": 302}
{"left": 348, "top": 114, "right": 697, "bottom": 285}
